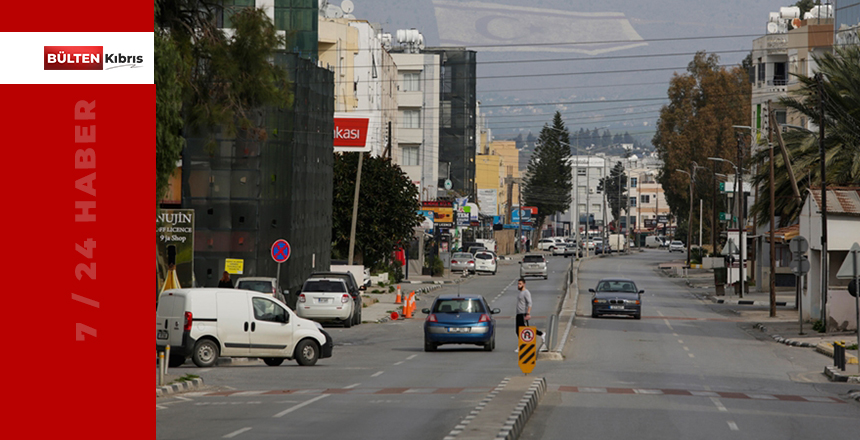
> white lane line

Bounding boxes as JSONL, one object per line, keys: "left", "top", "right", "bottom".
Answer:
{"left": 673, "top": 333, "right": 679, "bottom": 337}
{"left": 344, "top": 383, "right": 361, "bottom": 389}
{"left": 683, "top": 346, "right": 690, "bottom": 351}
{"left": 156, "top": 405, "right": 167, "bottom": 410}
{"left": 688, "top": 353, "right": 695, "bottom": 358}
{"left": 273, "top": 395, "right": 330, "bottom": 418}
{"left": 664, "top": 319, "right": 674, "bottom": 330}
{"left": 371, "top": 371, "right": 384, "bottom": 377}
{"left": 678, "top": 339, "right": 684, "bottom": 344}
{"left": 223, "top": 427, "right": 253, "bottom": 438}
{"left": 407, "top": 355, "right": 417, "bottom": 360}
{"left": 393, "top": 361, "right": 404, "bottom": 366}
{"left": 710, "top": 397, "right": 728, "bottom": 412}
{"left": 727, "top": 421, "right": 739, "bottom": 431}
{"left": 657, "top": 311, "right": 665, "bottom": 316}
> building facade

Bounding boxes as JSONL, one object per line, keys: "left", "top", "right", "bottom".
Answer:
{"left": 836, "top": 0, "right": 860, "bottom": 46}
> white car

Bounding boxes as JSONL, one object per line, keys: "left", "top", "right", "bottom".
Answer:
{"left": 474, "top": 251, "right": 497, "bottom": 275}
{"left": 297, "top": 278, "right": 356, "bottom": 327}
{"left": 551, "top": 245, "right": 567, "bottom": 256}
{"left": 537, "top": 239, "right": 556, "bottom": 251}
{"left": 669, "top": 241, "right": 686, "bottom": 253}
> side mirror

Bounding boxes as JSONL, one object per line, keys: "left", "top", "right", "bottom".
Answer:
{"left": 588, "top": 288, "right": 596, "bottom": 293}
{"left": 421, "top": 308, "right": 430, "bottom": 314}
{"left": 639, "top": 290, "right": 645, "bottom": 294}
{"left": 491, "top": 308, "right": 501, "bottom": 315}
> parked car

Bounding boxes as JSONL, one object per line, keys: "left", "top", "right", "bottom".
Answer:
{"left": 156, "top": 288, "right": 332, "bottom": 367}
{"left": 669, "top": 241, "right": 686, "bottom": 253}
{"left": 474, "top": 251, "right": 497, "bottom": 275}
{"left": 235, "top": 277, "right": 288, "bottom": 305}
{"left": 422, "top": 294, "right": 500, "bottom": 351}
{"left": 589, "top": 278, "right": 644, "bottom": 319}
{"left": 519, "top": 254, "right": 548, "bottom": 279}
{"left": 551, "top": 245, "right": 567, "bottom": 256}
{"left": 594, "top": 242, "right": 609, "bottom": 255}
{"left": 563, "top": 244, "right": 582, "bottom": 258}
{"left": 308, "top": 271, "right": 363, "bottom": 325}
{"left": 537, "top": 238, "right": 556, "bottom": 251}
{"left": 297, "top": 278, "right": 356, "bottom": 327}
{"left": 451, "top": 252, "right": 476, "bottom": 274}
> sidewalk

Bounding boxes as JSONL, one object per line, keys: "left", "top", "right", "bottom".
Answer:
{"left": 660, "top": 260, "right": 860, "bottom": 383}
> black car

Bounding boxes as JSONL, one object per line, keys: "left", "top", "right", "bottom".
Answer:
{"left": 589, "top": 278, "right": 644, "bottom": 319}
{"left": 308, "top": 271, "right": 362, "bottom": 326}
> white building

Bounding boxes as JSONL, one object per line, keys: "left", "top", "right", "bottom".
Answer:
{"left": 349, "top": 20, "right": 398, "bottom": 158}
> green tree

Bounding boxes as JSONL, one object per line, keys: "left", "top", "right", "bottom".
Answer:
{"left": 155, "top": 6, "right": 184, "bottom": 205}
{"left": 750, "top": 44, "right": 860, "bottom": 227}
{"left": 332, "top": 154, "right": 423, "bottom": 268}
{"left": 597, "top": 162, "right": 628, "bottom": 229}
{"left": 523, "top": 112, "right": 573, "bottom": 231}
{"left": 652, "top": 52, "right": 750, "bottom": 242}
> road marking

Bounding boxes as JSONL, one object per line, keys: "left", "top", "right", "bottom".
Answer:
{"left": 394, "top": 361, "right": 404, "bottom": 366}
{"left": 711, "top": 397, "right": 728, "bottom": 412}
{"left": 173, "top": 396, "right": 192, "bottom": 401}
{"left": 688, "top": 353, "right": 695, "bottom": 358}
{"left": 156, "top": 404, "right": 167, "bottom": 410}
{"left": 683, "top": 346, "right": 689, "bottom": 351}
{"left": 344, "top": 383, "right": 361, "bottom": 389}
{"left": 664, "top": 319, "right": 674, "bottom": 330}
{"left": 197, "top": 368, "right": 211, "bottom": 373}
{"left": 273, "top": 394, "right": 329, "bottom": 418}
{"left": 407, "top": 355, "right": 417, "bottom": 360}
{"left": 371, "top": 371, "right": 384, "bottom": 377}
{"left": 657, "top": 311, "right": 664, "bottom": 316}
{"left": 727, "top": 421, "right": 739, "bottom": 431}
{"left": 678, "top": 339, "right": 684, "bottom": 344}
{"left": 223, "top": 427, "right": 252, "bottom": 438}
{"left": 673, "top": 333, "right": 679, "bottom": 337}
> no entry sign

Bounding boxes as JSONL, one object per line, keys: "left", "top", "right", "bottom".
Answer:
{"left": 271, "top": 239, "right": 291, "bottom": 263}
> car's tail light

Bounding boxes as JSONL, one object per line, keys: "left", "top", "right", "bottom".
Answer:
{"left": 426, "top": 314, "right": 438, "bottom": 322}
{"left": 342, "top": 294, "right": 350, "bottom": 304}
{"left": 298, "top": 293, "right": 306, "bottom": 303}
{"left": 183, "top": 312, "right": 193, "bottom": 331}
{"left": 452, "top": 260, "right": 458, "bottom": 264}
{"left": 468, "top": 260, "right": 474, "bottom": 265}
{"left": 478, "top": 314, "right": 490, "bottom": 323}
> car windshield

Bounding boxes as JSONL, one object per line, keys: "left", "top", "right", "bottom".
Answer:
{"left": 672, "top": 241, "right": 683, "bottom": 245}
{"left": 433, "top": 298, "right": 486, "bottom": 314}
{"left": 475, "top": 253, "right": 493, "bottom": 260}
{"left": 453, "top": 253, "right": 472, "bottom": 260}
{"left": 236, "top": 281, "right": 274, "bottom": 293}
{"left": 596, "top": 280, "right": 638, "bottom": 293}
{"left": 523, "top": 255, "right": 544, "bottom": 263}
{"left": 303, "top": 280, "right": 346, "bottom": 293}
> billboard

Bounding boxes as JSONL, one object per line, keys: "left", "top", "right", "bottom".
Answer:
{"left": 477, "top": 189, "right": 498, "bottom": 216}
{"left": 156, "top": 209, "right": 195, "bottom": 292}
{"left": 422, "top": 200, "right": 454, "bottom": 228}
{"left": 333, "top": 112, "right": 374, "bottom": 152}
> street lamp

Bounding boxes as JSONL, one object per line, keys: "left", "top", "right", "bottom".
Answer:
{"left": 708, "top": 156, "right": 745, "bottom": 297}
{"left": 675, "top": 163, "right": 699, "bottom": 269}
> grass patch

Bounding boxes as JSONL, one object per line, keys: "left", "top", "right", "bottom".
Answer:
{"left": 170, "top": 374, "right": 199, "bottom": 384}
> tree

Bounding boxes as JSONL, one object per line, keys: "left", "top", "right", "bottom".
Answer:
{"left": 750, "top": 44, "right": 860, "bottom": 227}
{"left": 652, "top": 52, "right": 750, "bottom": 241}
{"left": 597, "top": 162, "right": 628, "bottom": 230}
{"left": 331, "top": 154, "right": 423, "bottom": 268}
{"left": 523, "top": 112, "right": 573, "bottom": 231}
{"left": 155, "top": 3, "right": 184, "bottom": 205}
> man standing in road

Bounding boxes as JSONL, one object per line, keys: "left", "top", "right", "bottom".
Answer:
{"left": 515, "top": 278, "right": 532, "bottom": 352}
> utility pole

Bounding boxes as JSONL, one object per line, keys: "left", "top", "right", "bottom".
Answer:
{"left": 818, "top": 72, "right": 828, "bottom": 327}
{"left": 685, "top": 162, "right": 697, "bottom": 269}
{"left": 769, "top": 104, "right": 777, "bottom": 317}
{"left": 348, "top": 152, "right": 364, "bottom": 265}
{"left": 712, "top": 162, "right": 718, "bottom": 254}
{"left": 585, "top": 158, "right": 590, "bottom": 258}
{"left": 737, "top": 133, "right": 746, "bottom": 298}
{"left": 626, "top": 159, "right": 631, "bottom": 254}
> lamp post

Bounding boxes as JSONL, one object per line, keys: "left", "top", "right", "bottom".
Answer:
{"left": 708, "top": 156, "right": 744, "bottom": 297}
{"left": 675, "top": 162, "right": 698, "bottom": 269}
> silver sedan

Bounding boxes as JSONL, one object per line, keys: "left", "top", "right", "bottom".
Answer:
{"left": 450, "top": 252, "right": 475, "bottom": 274}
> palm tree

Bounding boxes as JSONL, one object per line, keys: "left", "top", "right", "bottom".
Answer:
{"left": 750, "top": 45, "right": 860, "bottom": 227}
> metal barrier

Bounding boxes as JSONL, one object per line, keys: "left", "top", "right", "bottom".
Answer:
{"left": 834, "top": 341, "right": 847, "bottom": 371}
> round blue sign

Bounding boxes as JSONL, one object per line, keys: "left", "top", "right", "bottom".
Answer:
{"left": 271, "top": 239, "right": 291, "bottom": 263}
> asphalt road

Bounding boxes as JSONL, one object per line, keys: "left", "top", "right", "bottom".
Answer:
{"left": 156, "top": 255, "right": 571, "bottom": 440}
{"left": 521, "top": 249, "right": 860, "bottom": 439}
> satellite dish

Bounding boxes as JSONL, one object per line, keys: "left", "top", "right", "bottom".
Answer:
{"left": 791, "top": 18, "right": 802, "bottom": 28}
{"left": 767, "top": 22, "right": 779, "bottom": 34}
{"left": 344, "top": 14, "right": 355, "bottom": 19}
{"left": 341, "top": 0, "right": 354, "bottom": 14}
{"left": 325, "top": 4, "right": 343, "bottom": 18}
{"left": 417, "top": 33, "right": 425, "bottom": 50}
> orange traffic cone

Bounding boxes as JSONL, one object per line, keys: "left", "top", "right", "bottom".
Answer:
{"left": 395, "top": 291, "right": 402, "bottom": 304}
{"left": 409, "top": 291, "right": 416, "bottom": 315}
{"left": 404, "top": 298, "right": 412, "bottom": 319}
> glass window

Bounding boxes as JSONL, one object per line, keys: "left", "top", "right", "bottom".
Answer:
{"left": 629, "top": 197, "right": 637, "bottom": 208}
{"left": 640, "top": 194, "right": 650, "bottom": 204}
{"left": 252, "top": 297, "right": 288, "bottom": 323}
{"left": 433, "top": 298, "right": 486, "bottom": 314}
{"left": 402, "top": 145, "right": 419, "bottom": 166}
{"left": 630, "top": 177, "right": 638, "bottom": 188}
{"left": 400, "top": 72, "right": 420, "bottom": 91}
{"left": 303, "top": 280, "right": 347, "bottom": 293}
{"left": 401, "top": 109, "right": 420, "bottom": 128}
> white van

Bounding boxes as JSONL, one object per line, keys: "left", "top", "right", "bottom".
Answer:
{"left": 645, "top": 236, "right": 664, "bottom": 248}
{"left": 156, "top": 288, "right": 333, "bottom": 368}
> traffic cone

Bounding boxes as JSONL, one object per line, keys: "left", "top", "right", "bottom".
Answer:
{"left": 404, "top": 297, "right": 413, "bottom": 319}
{"left": 395, "top": 291, "right": 402, "bottom": 304}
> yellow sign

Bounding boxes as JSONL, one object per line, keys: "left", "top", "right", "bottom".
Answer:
{"left": 225, "top": 259, "right": 244, "bottom": 275}
{"left": 518, "top": 326, "right": 537, "bottom": 374}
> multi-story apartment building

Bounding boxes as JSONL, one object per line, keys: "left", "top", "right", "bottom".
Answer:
{"left": 489, "top": 140, "right": 519, "bottom": 219}
{"left": 836, "top": 0, "right": 860, "bottom": 46}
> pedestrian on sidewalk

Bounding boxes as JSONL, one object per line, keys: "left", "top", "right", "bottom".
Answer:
{"left": 218, "top": 271, "right": 234, "bottom": 288}
{"left": 515, "top": 278, "right": 532, "bottom": 352}
{"left": 526, "top": 238, "right": 531, "bottom": 253}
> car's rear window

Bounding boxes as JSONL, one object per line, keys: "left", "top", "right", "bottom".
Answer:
{"left": 523, "top": 255, "right": 544, "bottom": 263}
{"left": 236, "top": 281, "right": 273, "bottom": 293}
{"left": 433, "top": 298, "right": 486, "bottom": 314}
{"left": 303, "top": 280, "right": 346, "bottom": 293}
{"left": 597, "top": 281, "right": 637, "bottom": 293}
{"left": 453, "top": 253, "right": 472, "bottom": 260}
{"left": 475, "top": 253, "right": 493, "bottom": 260}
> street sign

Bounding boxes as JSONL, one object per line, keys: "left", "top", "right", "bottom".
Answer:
{"left": 789, "top": 236, "right": 809, "bottom": 254}
{"left": 790, "top": 255, "right": 810, "bottom": 276}
{"left": 835, "top": 243, "right": 860, "bottom": 280}
{"left": 271, "top": 239, "right": 291, "bottom": 263}
{"left": 224, "top": 258, "right": 244, "bottom": 275}
{"left": 518, "top": 326, "right": 537, "bottom": 374}
{"left": 719, "top": 182, "right": 726, "bottom": 192}
{"left": 719, "top": 212, "right": 737, "bottom": 222}
{"left": 444, "top": 179, "right": 452, "bottom": 190}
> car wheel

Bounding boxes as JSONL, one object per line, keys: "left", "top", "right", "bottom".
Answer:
{"left": 343, "top": 313, "right": 353, "bottom": 328}
{"left": 192, "top": 339, "right": 219, "bottom": 368}
{"left": 294, "top": 339, "right": 319, "bottom": 366}
{"left": 168, "top": 355, "right": 186, "bottom": 368}
{"left": 634, "top": 313, "right": 641, "bottom": 320}
{"left": 263, "top": 357, "right": 284, "bottom": 367}
{"left": 493, "top": 271, "right": 497, "bottom": 275}
{"left": 483, "top": 336, "right": 494, "bottom": 352}
{"left": 424, "top": 339, "right": 437, "bottom": 352}
{"left": 544, "top": 276, "right": 548, "bottom": 280}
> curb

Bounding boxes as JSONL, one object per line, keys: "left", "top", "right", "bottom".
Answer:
{"left": 495, "top": 377, "right": 547, "bottom": 440}
{"left": 824, "top": 365, "right": 860, "bottom": 383}
{"left": 156, "top": 377, "right": 204, "bottom": 397}
{"left": 814, "top": 342, "right": 859, "bottom": 364}
{"left": 443, "top": 378, "right": 511, "bottom": 440}
{"left": 374, "top": 285, "right": 443, "bottom": 324}
{"left": 752, "top": 323, "right": 817, "bottom": 347}
{"left": 848, "top": 390, "right": 860, "bottom": 401}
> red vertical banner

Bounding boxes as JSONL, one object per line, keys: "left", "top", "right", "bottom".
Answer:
{"left": 1, "top": 2, "right": 152, "bottom": 439}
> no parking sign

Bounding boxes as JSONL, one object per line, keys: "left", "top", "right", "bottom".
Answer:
{"left": 272, "top": 239, "right": 291, "bottom": 263}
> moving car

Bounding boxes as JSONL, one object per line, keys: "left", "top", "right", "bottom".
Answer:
{"left": 468, "top": 246, "right": 487, "bottom": 256}
{"left": 669, "top": 241, "right": 686, "bottom": 253}
{"left": 422, "top": 294, "right": 500, "bottom": 351}
{"left": 551, "top": 245, "right": 567, "bottom": 256}
{"left": 519, "top": 254, "right": 548, "bottom": 279}
{"left": 563, "top": 244, "right": 582, "bottom": 258}
{"left": 235, "top": 277, "right": 288, "bottom": 304}
{"left": 451, "top": 252, "right": 476, "bottom": 274}
{"left": 537, "top": 238, "right": 557, "bottom": 251}
{"left": 589, "top": 278, "right": 644, "bottom": 319}
{"left": 645, "top": 236, "right": 665, "bottom": 248}
{"left": 308, "top": 271, "right": 363, "bottom": 325}
{"left": 296, "top": 278, "right": 356, "bottom": 327}
{"left": 474, "top": 251, "right": 497, "bottom": 275}
{"left": 156, "top": 288, "right": 332, "bottom": 367}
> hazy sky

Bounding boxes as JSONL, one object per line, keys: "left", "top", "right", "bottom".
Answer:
{"left": 345, "top": 0, "right": 793, "bottom": 141}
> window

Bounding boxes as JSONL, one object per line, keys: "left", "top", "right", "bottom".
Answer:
{"left": 630, "top": 177, "right": 638, "bottom": 188}
{"left": 252, "top": 297, "right": 288, "bottom": 323}
{"left": 640, "top": 194, "right": 650, "bottom": 204}
{"left": 591, "top": 204, "right": 601, "bottom": 212}
{"left": 401, "top": 109, "right": 420, "bottom": 128}
{"left": 402, "top": 145, "right": 419, "bottom": 166}
{"left": 577, "top": 168, "right": 586, "bottom": 176}
{"left": 629, "top": 197, "right": 637, "bottom": 208}
{"left": 400, "top": 72, "right": 420, "bottom": 91}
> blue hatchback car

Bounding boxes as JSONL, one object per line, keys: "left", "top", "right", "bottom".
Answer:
{"left": 422, "top": 294, "right": 500, "bottom": 352}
